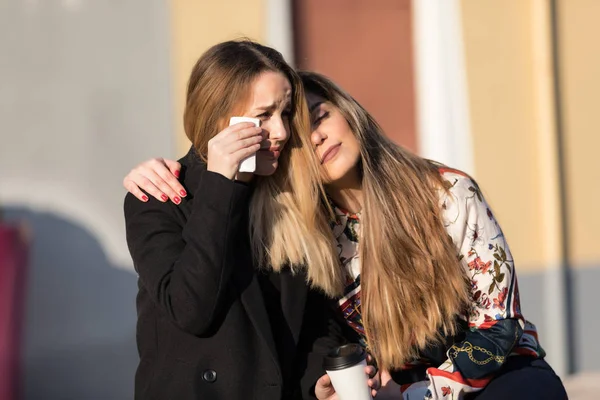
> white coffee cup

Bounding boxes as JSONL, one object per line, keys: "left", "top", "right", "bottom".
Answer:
{"left": 323, "top": 344, "right": 373, "bottom": 400}
{"left": 229, "top": 116, "right": 260, "bottom": 173}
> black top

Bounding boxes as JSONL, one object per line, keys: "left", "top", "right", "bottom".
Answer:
{"left": 124, "top": 147, "right": 349, "bottom": 399}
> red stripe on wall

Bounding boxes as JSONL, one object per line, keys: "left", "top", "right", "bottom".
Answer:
{"left": 293, "top": 0, "right": 417, "bottom": 150}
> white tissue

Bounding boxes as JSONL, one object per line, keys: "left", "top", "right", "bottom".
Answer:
{"left": 229, "top": 116, "right": 260, "bottom": 173}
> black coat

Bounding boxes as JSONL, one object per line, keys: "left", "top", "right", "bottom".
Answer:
{"left": 124, "top": 148, "right": 348, "bottom": 400}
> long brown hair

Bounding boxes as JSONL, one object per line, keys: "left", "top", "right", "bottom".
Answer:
{"left": 183, "top": 40, "right": 341, "bottom": 287}
{"left": 300, "top": 71, "right": 471, "bottom": 371}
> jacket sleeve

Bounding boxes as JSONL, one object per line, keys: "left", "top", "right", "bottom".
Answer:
{"left": 297, "top": 293, "right": 360, "bottom": 399}
{"left": 401, "top": 171, "right": 527, "bottom": 399}
{"left": 124, "top": 170, "right": 251, "bottom": 335}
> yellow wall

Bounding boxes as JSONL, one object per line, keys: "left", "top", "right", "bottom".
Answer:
{"left": 460, "top": 0, "right": 600, "bottom": 271}
{"left": 169, "top": 0, "right": 266, "bottom": 156}
{"left": 460, "top": 0, "right": 557, "bottom": 272}
{"left": 557, "top": 0, "right": 600, "bottom": 267}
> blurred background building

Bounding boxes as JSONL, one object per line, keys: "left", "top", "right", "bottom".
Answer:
{"left": 1, "top": 0, "right": 598, "bottom": 398}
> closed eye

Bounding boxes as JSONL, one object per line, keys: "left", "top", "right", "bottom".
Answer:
{"left": 312, "top": 111, "right": 329, "bottom": 127}
{"left": 257, "top": 111, "right": 272, "bottom": 119}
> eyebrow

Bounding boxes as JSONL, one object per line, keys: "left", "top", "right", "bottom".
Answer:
{"left": 253, "top": 103, "right": 276, "bottom": 112}
{"left": 309, "top": 101, "right": 324, "bottom": 113}
{"left": 253, "top": 97, "right": 292, "bottom": 112}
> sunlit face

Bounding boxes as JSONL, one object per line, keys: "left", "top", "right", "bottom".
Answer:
{"left": 238, "top": 71, "right": 292, "bottom": 176}
{"left": 306, "top": 92, "right": 361, "bottom": 185}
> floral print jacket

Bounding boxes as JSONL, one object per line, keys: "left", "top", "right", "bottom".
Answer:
{"left": 332, "top": 168, "right": 544, "bottom": 399}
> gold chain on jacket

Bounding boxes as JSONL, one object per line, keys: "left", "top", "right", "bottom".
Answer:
{"left": 448, "top": 327, "right": 520, "bottom": 365}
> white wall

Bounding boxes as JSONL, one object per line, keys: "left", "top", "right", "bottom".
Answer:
{"left": 412, "top": 0, "right": 474, "bottom": 175}
{"left": 0, "top": 1, "right": 174, "bottom": 398}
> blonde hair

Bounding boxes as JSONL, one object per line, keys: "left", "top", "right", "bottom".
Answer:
{"left": 183, "top": 40, "right": 341, "bottom": 290}
{"left": 300, "top": 71, "right": 471, "bottom": 371}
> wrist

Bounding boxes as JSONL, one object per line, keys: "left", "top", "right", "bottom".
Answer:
{"left": 234, "top": 171, "right": 254, "bottom": 183}
{"left": 206, "top": 165, "right": 235, "bottom": 181}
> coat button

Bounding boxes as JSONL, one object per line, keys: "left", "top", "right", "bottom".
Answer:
{"left": 202, "top": 369, "right": 217, "bottom": 383}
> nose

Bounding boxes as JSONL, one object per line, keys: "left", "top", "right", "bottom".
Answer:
{"left": 311, "top": 129, "right": 326, "bottom": 146}
{"left": 268, "top": 115, "right": 289, "bottom": 143}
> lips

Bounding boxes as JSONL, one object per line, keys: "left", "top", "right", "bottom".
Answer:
{"left": 259, "top": 146, "right": 282, "bottom": 159}
{"left": 320, "top": 143, "right": 341, "bottom": 164}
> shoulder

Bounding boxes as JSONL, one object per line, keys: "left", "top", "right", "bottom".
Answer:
{"left": 123, "top": 191, "right": 179, "bottom": 222}
{"left": 438, "top": 167, "right": 479, "bottom": 195}
{"left": 177, "top": 146, "right": 197, "bottom": 170}
{"left": 436, "top": 167, "right": 482, "bottom": 207}
{"left": 436, "top": 167, "right": 488, "bottom": 227}
{"left": 123, "top": 147, "right": 202, "bottom": 217}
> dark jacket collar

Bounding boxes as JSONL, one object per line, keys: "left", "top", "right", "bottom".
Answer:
{"left": 178, "top": 146, "right": 205, "bottom": 196}
{"left": 179, "top": 146, "right": 255, "bottom": 198}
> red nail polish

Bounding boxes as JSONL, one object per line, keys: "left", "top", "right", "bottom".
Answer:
{"left": 174, "top": 196, "right": 181, "bottom": 204}
{"left": 180, "top": 190, "right": 187, "bottom": 197}
{"left": 174, "top": 170, "right": 180, "bottom": 178}
{"left": 142, "top": 195, "right": 149, "bottom": 202}
{"left": 161, "top": 194, "right": 168, "bottom": 202}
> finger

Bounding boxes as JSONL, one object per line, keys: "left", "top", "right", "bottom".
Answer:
{"left": 231, "top": 143, "right": 261, "bottom": 164}
{"left": 216, "top": 124, "right": 262, "bottom": 145}
{"left": 368, "top": 375, "right": 381, "bottom": 390}
{"left": 365, "top": 365, "right": 377, "bottom": 379}
{"left": 141, "top": 169, "right": 183, "bottom": 204}
{"left": 212, "top": 122, "right": 258, "bottom": 143}
{"left": 153, "top": 160, "right": 187, "bottom": 199}
{"left": 317, "top": 373, "right": 332, "bottom": 387}
{"left": 128, "top": 174, "right": 166, "bottom": 202}
{"left": 315, "top": 374, "right": 337, "bottom": 400}
{"left": 124, "top": 180, "right": 149, "bottom": 202}
{"left": 222, "top": 133, "right": 264, "bottom": 154}
{"left": 163, "top": 159, "right": 182, "bottom": 179}
{"left": 366, "top": 353, "right": 378, "bottom": 368}
{"left": 371, "top": 388, "right": 378, "bottom": 397}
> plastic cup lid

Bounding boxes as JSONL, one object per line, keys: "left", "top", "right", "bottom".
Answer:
{"left": 323, "top": 343, "right": 367, "bottom": 371}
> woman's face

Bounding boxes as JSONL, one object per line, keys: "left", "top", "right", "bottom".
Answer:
{"left": 238, "top": 71, "right": 292, "bottom": 176}
{"left": 306, "top": 92, "right": 361, "bottom": 185}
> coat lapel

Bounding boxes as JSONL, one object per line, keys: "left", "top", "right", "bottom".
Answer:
{"left": 279, "top": 269, "right": 309, "bottom": 345}
{"left": 181, "top": 150, "right": 281, "bottom": 375}
{"left": 181, "top": 146, "right": 308, "bottom": 377}
{"left": 239, "top": 275, "right": 281, "bottom": 373}
{"left": 238, "top": 268, "right": 309, "bottom": 379}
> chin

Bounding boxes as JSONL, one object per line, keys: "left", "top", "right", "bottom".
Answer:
{"left": 321, "top": 167, "right": 352, "bottom": 185}
{"left": 254, "top": 161, "right": 279, "bottom": 176}
{"left": 321, "top": 154, "right": 359, "bottom": 184}
{"left": 321, "top": 167, "right": 344, "bottom": 184}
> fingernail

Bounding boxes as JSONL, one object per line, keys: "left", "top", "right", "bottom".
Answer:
{"left": 174, "top": 170, "right": 180, "bottom": 178}
{"left": 180, "top": 190, "right": 187, "bottom": 197}
{"left": 142, "top": 195, "right": 149, "bottom": 202}
{"left": 161, "top": 194, "right": 168, "bottom": 202}
{"left": 173, "top": 196, "right": 181, "bottom": 204}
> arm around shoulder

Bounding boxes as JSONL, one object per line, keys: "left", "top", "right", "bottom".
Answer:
{"left": 124, "top": 170, "right": 252, "bottom": 335}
